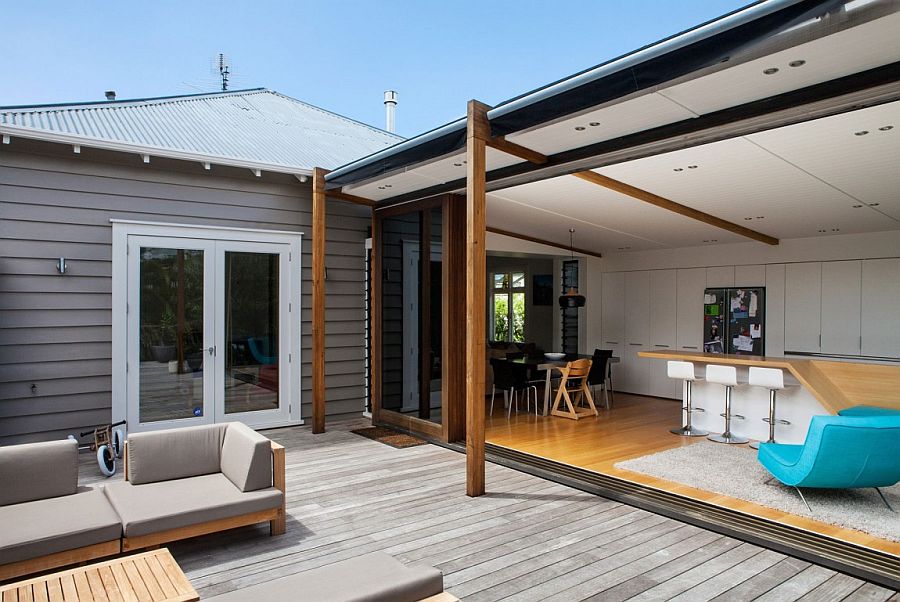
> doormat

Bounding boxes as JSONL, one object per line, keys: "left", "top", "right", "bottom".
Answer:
{"left": 350, "top": 426, "right": 427, "bottom": 449}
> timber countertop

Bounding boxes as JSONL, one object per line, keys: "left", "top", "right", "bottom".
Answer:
{"left": 639, "top": 349, "right": 900, "bottom": 415}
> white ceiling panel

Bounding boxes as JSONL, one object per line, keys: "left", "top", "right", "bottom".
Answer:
{"left": 489, "top": 175, "right": 746, "bottom": 253}
{"left": 596, "top": 135, "right": 898, "bottom": 238}
{"left": 661, "top": 11, "right": 900, "bottom": 116}
{"left": 748, "top": 101, "right": 900, "bottom": 222}
{"left": 505, "top": 93, "right": 697, "bottom": 156}
{"left": 343, "top": 147, "right": 522, "bottom": 201}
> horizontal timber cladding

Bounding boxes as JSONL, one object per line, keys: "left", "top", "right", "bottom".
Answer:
{"left": 0, "top": 143, "right": 369, "bottom": 443}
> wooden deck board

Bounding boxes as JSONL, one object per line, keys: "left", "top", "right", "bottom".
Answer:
{"left": 77, "top": 416, "right": 896, "bottom": 600}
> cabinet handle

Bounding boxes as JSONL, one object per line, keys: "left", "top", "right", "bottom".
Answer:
{"left": 654, "top": 345, "right": 670, "bottom": 348}
{"left": 605, "top": 341, "right": 619, "bottom": 345}
{"left": 629, "top": 343, "right": 642, "bottom": 346}
{"left": 681, "top": 346, "right": 698, "bottom": 349}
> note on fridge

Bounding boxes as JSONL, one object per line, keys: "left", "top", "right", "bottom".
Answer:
{"left": 734, "top": 335, "right": 754, "bottom": 351}
{"left": 749, "top": 291, "right": 758, "bottom": 317}
{"left": 750, "top": 324, "right": 762, "bottom": 339}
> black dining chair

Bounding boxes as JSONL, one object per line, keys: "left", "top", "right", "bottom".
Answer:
{"left": 489, "top": 358, "right": 537, "bottom": 418}
{"left": 587, "top": 349, "right": 614, "bottom": 409}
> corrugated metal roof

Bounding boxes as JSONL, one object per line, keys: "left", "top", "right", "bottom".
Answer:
{"left": 0, "top": 88, "right": 403, "bottom": 172}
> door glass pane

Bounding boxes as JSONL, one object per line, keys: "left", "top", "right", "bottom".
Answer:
{"left": 224, "top": 252, "right": 280, "bottom": 414}
{"left": 139, "top": 248, "right": 205, "bottom": 423}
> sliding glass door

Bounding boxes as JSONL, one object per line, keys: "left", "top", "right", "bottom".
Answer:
{"left": 124, "top": 231, "right": 297, "bottom": 431}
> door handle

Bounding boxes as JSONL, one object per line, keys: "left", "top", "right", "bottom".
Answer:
{"left": 207, "top": 346, "right": 216, "bottom": 356}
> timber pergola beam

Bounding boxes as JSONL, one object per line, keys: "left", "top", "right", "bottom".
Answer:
{"left": 486, "top": 135, "right": 778, "bottom": 247}
{"left": 486, "top": 226, "right": 602, "bottom": 258}
{"left": 572, "top": 171, "right": 779, "bottom": 246}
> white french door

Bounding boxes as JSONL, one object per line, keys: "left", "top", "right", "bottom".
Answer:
{"left": 116, "top": 223, "right": 301, "bottom": 432}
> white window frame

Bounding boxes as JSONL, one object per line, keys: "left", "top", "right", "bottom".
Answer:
{"left": 111, "top": 220, "right": 303, "bottom": 432}
{"left": 490, "top": 269, "right": 527, "bottom": 343}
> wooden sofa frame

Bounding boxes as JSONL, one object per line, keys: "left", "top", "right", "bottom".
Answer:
{"left": 120, "top": 440, "right": 286, "bottom": 552}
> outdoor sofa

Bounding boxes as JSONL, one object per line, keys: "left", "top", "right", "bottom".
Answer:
{"left": 0, "top": 439, "right": 122, "bottom": 580}
{"left": 105, "top": 422, "right": 286, "bottom": 551}
{"left": 205, "top": 551, "right": 455, "bottom": 602}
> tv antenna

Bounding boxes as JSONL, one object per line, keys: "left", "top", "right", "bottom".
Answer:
{"left": 218, "top": 53, "right": 230, "bottom": 91}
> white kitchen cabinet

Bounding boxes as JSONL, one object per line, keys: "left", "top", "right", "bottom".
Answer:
{"left": 861, "top": 258, "right": 900, "bottom": 358}
{"left": 601, "top": 272, "right": 625, "bottom": 346}
{"left": 821, "top": 261, "right": 861, "bottom": 355}
{"left": 620, "top": 342, "right": 650, "bottom": 394}
{"left": 649, "top": 269, "right": 676, "bottom": 349}
{"left": 706, "top": 266, "right": 735, "bottom": 288}
{"left": 624, "top": 271, "right": 650, "bottom": 345}
{"left": 765, "top": 264, "right": 786, "bottom": 356}
{"left": 735, "top": 264, "right": 766, "bottom": 287}
{"left": 676, "top": 268, "right": 706, "bottom": 351}
{"left": 784, "top": 262, "right": 822, "bottom": 353}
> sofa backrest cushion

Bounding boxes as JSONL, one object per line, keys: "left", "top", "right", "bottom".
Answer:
{"left": 220, "top": 422, "right": 272, "bottom": 492}
{"left": 127, "top": 423, "right": 227, "bottom": 485}
{"left": 0, "top": 439, "right": 78, "bottom": 506}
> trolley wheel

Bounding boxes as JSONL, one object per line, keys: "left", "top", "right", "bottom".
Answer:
{"left": 112, "top": 428, "right": 126, "bottom": 459}
{"left": 97, "top": 445, "right": 116, "bottom": 477}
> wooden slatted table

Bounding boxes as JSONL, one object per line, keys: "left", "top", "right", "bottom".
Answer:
{"left": 0, "top": 548, "right": 198, "bottom": 602}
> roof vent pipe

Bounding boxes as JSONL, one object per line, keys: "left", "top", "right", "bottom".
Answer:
{"left": 105, "top": 91, "right": 116, "bottom": 101}
{"left": 384, "top": 90, "right": 398, "bottom": 133}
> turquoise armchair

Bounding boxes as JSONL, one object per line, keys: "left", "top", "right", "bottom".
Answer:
{"left": 757, "top": 406, "right": 900, "bottom": 512}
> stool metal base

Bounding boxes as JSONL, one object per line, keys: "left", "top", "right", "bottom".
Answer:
{"left": 708, "top": 432, "right": 749, "bottom": 445}
{"left": 670, "top": 425, "right": 709, "bottom": 437}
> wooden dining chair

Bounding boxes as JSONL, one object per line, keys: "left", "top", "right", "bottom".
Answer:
{"left": 550, "top": 358, "right": 598, "bottom": 420}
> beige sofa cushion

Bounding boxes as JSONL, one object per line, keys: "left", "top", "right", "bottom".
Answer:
{"left": 127, "top": 423, "right": 227, "bottom": 485}
{"left": 0, "top": 439, "right": 77, "bottom": 506}
{"left": 103, "top": 473, "right": 282, "bottom": 537}
{"left": 203, "top": 551, "right": 444, "bottom": 602}
{"left": 0, "top": 488, "right": 121, "bottom": 564}
{"left": 220, "top": 422, "right": 272, "bottom": 492}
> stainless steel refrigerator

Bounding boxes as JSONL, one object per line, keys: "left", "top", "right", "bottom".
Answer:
{"left": 703, "top": 287, "right": 765, "bottom": 355}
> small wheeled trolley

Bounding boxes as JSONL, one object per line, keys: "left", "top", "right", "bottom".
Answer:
{"left": 67, "top": 420, "right": 126, "bottom": 477}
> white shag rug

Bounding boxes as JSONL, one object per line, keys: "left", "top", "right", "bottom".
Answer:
{"left": 615, "top": 441, "right": 900, "bottom": 542}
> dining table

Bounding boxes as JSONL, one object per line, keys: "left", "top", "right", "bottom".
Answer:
{"left": 504, "top": 353, "right": 620, "bottom": 416}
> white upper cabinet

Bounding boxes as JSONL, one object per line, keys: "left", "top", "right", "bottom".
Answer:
{"left": 821, "top": 261, "right": 861, "bottom": 355}
{"left": 861, "top": 258, "right": 900, "bottom": 358}
{"left": 676, "top": 268, "right": 706, "bottom": 351}
{"left": 601, "top": 272, "right": 625, "bottom": 345}
{"left": 624, "top": 271, "right": 650, "bottom": 345}
{"left": 784, "top": 262, "right": 822, "bottom": 353}
{"left": 706, "top": 266, "right": 735, "bottom": 288}
{"left": 735, "top": 264, "right": 766, "bottom": 287}
{"left": 649, "top": 269, "right": 676, "bottom": 349}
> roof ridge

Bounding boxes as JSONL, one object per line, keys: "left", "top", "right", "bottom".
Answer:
{"left": 0, "top": 88, "right": 269, "bottom": 113}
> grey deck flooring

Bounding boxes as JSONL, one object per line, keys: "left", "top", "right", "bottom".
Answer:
{"left": 80, "top": 417, "right": 898, "bottom": 601}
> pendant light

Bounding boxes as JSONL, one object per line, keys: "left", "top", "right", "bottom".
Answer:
{"left": 559, "top": 228, "right": 586, "bottom": 308}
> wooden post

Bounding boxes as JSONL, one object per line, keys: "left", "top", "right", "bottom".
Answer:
{"left": 442, "top": 194, "right": 467, "bottom": 443}
{"left": 466, "top": 100, "right": 490, "bottom": 497}
{"left": 312, "top": 167, "right": 327, "bottom": 434}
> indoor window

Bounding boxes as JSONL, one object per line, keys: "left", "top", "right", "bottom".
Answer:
{"left": 491, "top": 271, "right": 526, "bottom": 342}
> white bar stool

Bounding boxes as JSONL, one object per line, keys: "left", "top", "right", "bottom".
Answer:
{"left": 706, "top": 364, "right": 748, "bottom": 444}
{"left": 667, "top": 361, "right": 707, "bottom": 437}
{"left": 748, "top": 367, "right": 789, "bottom": 450}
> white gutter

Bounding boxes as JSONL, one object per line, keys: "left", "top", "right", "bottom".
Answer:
{"left": 0, "top": 124, "right": 314, "bottom": 178}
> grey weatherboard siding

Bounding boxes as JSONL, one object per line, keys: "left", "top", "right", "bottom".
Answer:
{"left": 0, "top": 141, "right": 369, "bottom": 444}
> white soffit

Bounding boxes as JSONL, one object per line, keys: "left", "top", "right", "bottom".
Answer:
{"left": 661, "top": 10, "right": 900, "bottom": 115}
{"left": 596, "top": 134, "right": 897, "bottom": 239}
{"left": 502, "top": 10, "right": 900, "bottom": 161}
{"left": 343, "top": 147, "right": 522, "bottom": 200}
{"left": 747, "top": 100, "right": 900, "bottom": 221}
{"left": 487, "top": 175, "right": 745, "bottom": 253}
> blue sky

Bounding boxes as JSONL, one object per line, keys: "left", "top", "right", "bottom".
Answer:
{"left": 3, "top": 1, "right": 749, "bottom": 138}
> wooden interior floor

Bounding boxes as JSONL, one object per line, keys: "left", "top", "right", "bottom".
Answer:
{"left": 76, "top": 417, "right": 896, "bottom": 600}
{"left": 486, "top": 392, "right": 900, "bottom": 558}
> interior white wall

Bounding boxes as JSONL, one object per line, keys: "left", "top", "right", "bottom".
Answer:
{"left": 583, "top": 230, "right": 900, "bottom": 358}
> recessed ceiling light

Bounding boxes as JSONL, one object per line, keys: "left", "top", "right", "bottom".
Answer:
{"left": 377, "top": 186, "right": 385, "bottom": 190}
{"left": 854, "top": 130, "right": 869, "bottom": 136}
{"left": 879, "top": 125, "right": 894, "bottom": 131}
{"left": 832, "top": 228, "right": 840, "bottom": 232}
{"left": 852, "top": 204, "right": 863, "bottom": 208}
{"left": 574, "top": 126, "right": 586, "bottom": 131}
{"left": 763, "top": 67, "right": 779, "bottom": 75}
{"left": 788, "top": 60, "right": 806, "bottom": 67}
{"left": 384, "top": 184, "right": 392, "bottom": 188}
{"left": 744, "top": 217, "right": 753, "bottom": 221}
{"left": 817, "top": 229, "right": 827, "bottom": 233}
{"left": 869, "top": 203, "right": 880, "bottom": 207}
{"left": 589, "top": 122, "right": 601, "bottom": 127}
{"left": 453, "top": 163, "right": 462, "bottom": 167}
{"left": 687, "top": 165, "right": 698, "bottom": 169}
{"left": 673, "top": 168, "right": 684, "bottom": 172}
{"left": 756, "top": 216, "right": 765, "bottom": 219}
